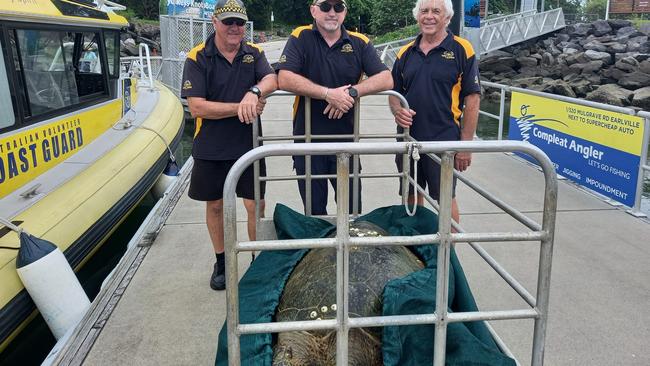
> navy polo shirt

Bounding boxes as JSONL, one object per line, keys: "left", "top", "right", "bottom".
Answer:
{"left": 277, "top": 24, "right": 387, "bottom": 141}
{"left": 392, "top": 31, "right": 481, "bottom": 141}
{"left": 181, "top": 32, "right": 274, "bottom": 160}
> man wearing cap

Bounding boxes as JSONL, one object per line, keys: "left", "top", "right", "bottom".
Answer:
{"left": 181, "top": 0, "right": 277, "bottom": 290}
{"left": 389, "top": 0, "right": 481, "bottom": 225}
{"left": 277, "top": 0, "right": 393, "bottom": 216}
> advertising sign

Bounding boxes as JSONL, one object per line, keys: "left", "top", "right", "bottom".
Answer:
{"left": 508, "top": 92, "right": 645, "bottom": 207}
{"left": 465, "top": 0, "right": 481, "bottom": 27}
{"left": 164, "top": 0, "right": 216, "bottom": 18}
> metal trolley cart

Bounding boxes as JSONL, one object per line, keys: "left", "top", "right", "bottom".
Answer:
{"left": 222, "top": 92, "right": 558, "bottom": 366}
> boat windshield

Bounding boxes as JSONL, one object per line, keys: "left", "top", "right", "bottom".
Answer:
{"left": 12, "top": 29, "right": 107, "bottom": 118}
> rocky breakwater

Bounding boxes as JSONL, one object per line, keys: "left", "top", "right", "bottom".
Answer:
{"left": 480, "top": 19, "right": 650, "bottom": 109}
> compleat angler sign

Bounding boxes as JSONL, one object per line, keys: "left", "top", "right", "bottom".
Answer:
{"left": 508, "top": 92, "right": 645, "bottom": 207}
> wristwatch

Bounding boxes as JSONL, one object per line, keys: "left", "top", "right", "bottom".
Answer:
{"left": 248, "top": 85, "right": 261, "bottom": 97}
{"left": 347, "top": 86, "right": 358, "bottom": 98}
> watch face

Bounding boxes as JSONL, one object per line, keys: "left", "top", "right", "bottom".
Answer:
{"left": 348, "top": 87, "right": 358, "bottom": 98}
{"left": 250, "top": 86, "right": 261, "bottom": 96}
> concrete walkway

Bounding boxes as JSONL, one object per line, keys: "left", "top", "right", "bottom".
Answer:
{"left": 78, "top": 94, "right": 650, "bottom": 366}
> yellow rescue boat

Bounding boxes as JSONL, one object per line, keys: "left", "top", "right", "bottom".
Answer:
{"left": 0, "top": 0, "right": 184, "bottom": 350}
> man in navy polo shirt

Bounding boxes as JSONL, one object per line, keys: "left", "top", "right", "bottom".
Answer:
{"left": 389, "top": 0, "right": 481, "bottom": 225}
{"left": 277, "top": 0, "right": 393, "bottom": 216}
{"left": 181, "top": 0, "right": 277, "bottom": 290}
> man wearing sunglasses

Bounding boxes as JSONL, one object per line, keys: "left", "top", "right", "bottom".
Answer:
{"left": 389, "top": 0, "right": 481, "bottom": 226}
{"left": 277, "top": 0, "right": 393, "bottom": 216}
{"left": 181, "top": 0, "right": 278, "bottom": 291}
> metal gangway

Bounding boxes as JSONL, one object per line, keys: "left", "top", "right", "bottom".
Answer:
{"left": 465, "top": 8, "right": 566, "bottom": 55}
{"left": 221, "top": 91, "right": 558, "bottom": 365}
{"left": 376, "top": 8, "right": 565, "bottom": 65}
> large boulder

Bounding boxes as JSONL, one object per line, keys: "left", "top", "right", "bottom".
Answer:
{"left": 571, "top": 78, "right": 595, "bottom": 97}
{"left": 592, "top": 20, "right": 613, "bottom": 37}
{"left": 618, "top": 72, "right": 650, "bottom": 89}
{"left": 618, "top": 26, "right": 644, "bottom": 38}
{"left": 631, "top": 86, "right": 650, "bottom": 109}
{"left": 541, "top": 52, "right": 555, "bottom": 66}
{"left": 615, "top": 57, "right": 640, "bottom": 73}
{"left": 586, "top": 84, "right": 633, "bottom": 106}
{"left": 584, "top": 41, "right": 608, "bottom": 52}
{"left": 543, "top": 79, "right": 576, "bottom": 97}
{"left": 640, "top": 60, "right": 650, "bottom": 74}
{"left": 604, "top": 42, "right": 628, "bottom": 54}
{"left": 567, "top": 23, "right": 593, "bottom": 37}
{"left": 517, "top": 56, "right": 538, "bottom": 67}
{"left": 608, "top": 19, "right": 632, "bottom": 30}
{"left": 584, "top": 50, "right": 612, "bottom": 64}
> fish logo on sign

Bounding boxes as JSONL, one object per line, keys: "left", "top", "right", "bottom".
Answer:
{"left": 243, "top": 54, "right": 255, "bottom": 64}
{"left": 514, "top": 104, "right": 567, "bottom": 141}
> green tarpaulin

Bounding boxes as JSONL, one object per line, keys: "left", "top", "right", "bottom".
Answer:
{"left": 216, "top": 204, "right": 515, "bottom": 366}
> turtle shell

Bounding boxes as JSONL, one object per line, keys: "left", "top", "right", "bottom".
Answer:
{"left": 273, "top": 221, "right": 424, "bottom": 366}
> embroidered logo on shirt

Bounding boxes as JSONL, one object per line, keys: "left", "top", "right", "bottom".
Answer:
{"left": 341, "top": 44, "right": 353, "bottom": 53}
{"left": 243, "top": 54, "right": 255, "bottom": 64}
{"left": 183, "top": 80, "right": 192, "bottom": 90}
{"left": 441, "top": 51, "right": 455, "bottom": 60}
{"left": 475, "top": 75, "right": 479, "bottom": 84}
{"left": 279, "top": 54, "right": 287, "bottom": 63}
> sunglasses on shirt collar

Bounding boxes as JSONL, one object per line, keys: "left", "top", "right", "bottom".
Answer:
{"left": 316, "top": 2, "right": 346, "bottom": 13}
{"left": 221, "top": 18, "right": 246, "bottom": 27}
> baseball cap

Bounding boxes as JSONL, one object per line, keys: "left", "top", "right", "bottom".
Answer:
{"left": 214, "top": 0, "right": 248, "bottom": 21}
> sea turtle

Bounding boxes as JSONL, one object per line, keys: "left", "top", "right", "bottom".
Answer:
{"left": 272, "top": 221, "right": 425, "bottom": 366}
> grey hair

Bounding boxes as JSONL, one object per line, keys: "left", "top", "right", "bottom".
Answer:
{"left": 412, "top": 0, "right": 454, "bottom": 21}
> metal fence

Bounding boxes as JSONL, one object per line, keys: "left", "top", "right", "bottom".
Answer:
{"left": 480, "top": 81, "right": 650, "bottom": 217}
{"left": 222, "top": 91, "right": 559, "bottom": 365}
{"left": 159, "top": 15, "right": 253, "bottom": 97}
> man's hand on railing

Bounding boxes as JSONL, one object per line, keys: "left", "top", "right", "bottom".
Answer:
{"left": 238, "top": 92, "right": 259, "bottom": 124}
{"left": 324, "top": 85, "right": 354, "bottom": 114}
{"left": 256, "top": 97, "right": 267, "bottom": 116}
{"left": 393, "top": 107, "right": 416, "bottom": 128}
{"left": 323, "top": 104, "right": 346, "bottom": 119}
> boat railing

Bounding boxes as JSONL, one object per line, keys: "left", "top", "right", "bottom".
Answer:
{"left": 220, "top": 91, "right": 560, "bottom": 365}
{"left": 480, "top": 81, "right": 650, "bottom": 217}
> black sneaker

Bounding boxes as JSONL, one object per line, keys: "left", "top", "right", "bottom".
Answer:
{"left": 210, "top": 262, "right": 225, "bottom": 290}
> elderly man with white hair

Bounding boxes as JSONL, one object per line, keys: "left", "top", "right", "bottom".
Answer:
{"left": 389, "top": 0, "right": 481, "bottom": 226}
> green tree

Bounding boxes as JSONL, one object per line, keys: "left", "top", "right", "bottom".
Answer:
{"left": 246, "top": 0, "right": 272, "bottom": 29}
{"left": 544, "top": 0, "right": 583, "bottom": 15}
{"left": 584, "top": 0, "right": 606, "bottom": 17}
{"left": 114, "top": 0, "right": 159, "bottom": 20}
{"left": 369, "top": 0, "right": 416, "bottom": 35}
{"left": 271, "top": 0, "right": 312, "bottom": 25}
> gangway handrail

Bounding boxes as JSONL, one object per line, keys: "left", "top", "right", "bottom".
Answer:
{"left": 223, "top": 140, "right": 557, "bottom": 366}
{"left": 251, "top": 90, "right": 412, "bottom": 221}
{"left": 480, "top": 81, "right": 650, "bottom": 217}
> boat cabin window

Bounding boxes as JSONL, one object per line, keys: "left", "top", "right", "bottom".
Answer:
{"left": 104, "top": 30, "right": 119, "bottom": 78}
{"left": 0, "top": 48, "right": 15, "bottom": 130}
{"left": 11, "top": 28, "right": 107, "bottom": 120}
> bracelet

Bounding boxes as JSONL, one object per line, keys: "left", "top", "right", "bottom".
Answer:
{"left": 323, "top": 88, "right": 329, "bottom": 100}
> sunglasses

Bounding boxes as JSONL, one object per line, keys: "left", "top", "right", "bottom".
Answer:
{"left": 222, "top": 18, "right": 246, "bottom": 26}
{"left": 316, "top": 2, "right": 346, "bottom": 13}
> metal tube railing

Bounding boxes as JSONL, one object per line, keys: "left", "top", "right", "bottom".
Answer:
{"left": 222, "top": 140, "right": 558, "bottom": 366}
{"left": 251, "top": 90, "right": 411, "bottom": 219}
